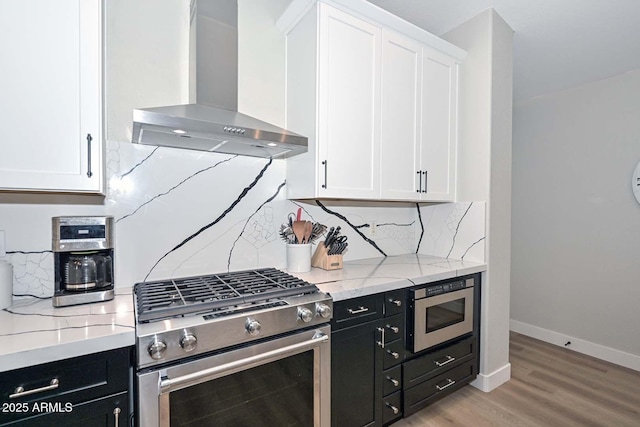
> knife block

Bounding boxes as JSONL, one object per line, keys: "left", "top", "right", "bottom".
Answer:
{"left": 311, "top": 243, "right": 343, "bottom": 270}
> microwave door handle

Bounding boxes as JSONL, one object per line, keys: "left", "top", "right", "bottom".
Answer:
{"left": 159, "top": 332, "right": 329, "bottom": 394}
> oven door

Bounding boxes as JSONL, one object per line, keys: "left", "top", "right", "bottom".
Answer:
{"left": 413, "top": 287, "right": 474, "bottom": 353}
{"left": 137, "top": 325, "right": 331, "bottom": 427}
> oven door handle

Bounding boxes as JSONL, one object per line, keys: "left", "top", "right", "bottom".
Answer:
{"left": 159, "top": 331, "right": 329, "bottom": 394}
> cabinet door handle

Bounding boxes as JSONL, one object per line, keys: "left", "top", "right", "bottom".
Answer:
{"left": 9, "top": 378, "right": 59, "bottom": 399}
{"left": 388, "top": 298, "right": 402, "bottom": 307}
{"left": 347, "top": 306, "right": 369, "bottom": 315}
{"left": 377, "top": 327, "right": 385, "bottom": 348}
{"left": 422, "top": 170, "right": 427, "bottom": 193}
{"left": 86, "top": 133, "right": 93, "bottom": 178}
{"left": 386, "top": 376, "right": 399, "bottom": 387}
{"left": 113, "top": 407, "right": 121, "bottom": 427}
{"left": 386, "top": 349, "right": 400, "bottom": 359}
{"left": 386, "top": 325, "right": 399, "bottom": 334}
{"left": 436, "top": 378, "right": 456, "bottom": 391}
{"left": 434, "top": 355, "right": 456, "bottom": 367}
{"left": 416, "top": 170, "right": 421, "bottom": 193}
{"left": 385, "top": 402, "right": 400, "bottom": 415}
{"left": 321, "top": 160, "right": 327, "bottom": 189}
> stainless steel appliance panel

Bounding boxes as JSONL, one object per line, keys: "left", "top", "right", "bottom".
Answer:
{"left": 411, "top": 280, "right": 474, "bottom": 353}
{"left": 137, "top": 325, "right": 331, "bottom": 427}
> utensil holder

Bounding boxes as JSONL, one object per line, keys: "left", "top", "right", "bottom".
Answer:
{"left": 286, "top": 244, "right": 312, "bottom": 273}
{"left": 311, "top": 243, "right": 343, "bottom": 271}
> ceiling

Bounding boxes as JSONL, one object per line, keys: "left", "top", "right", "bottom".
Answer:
{"left": 367, "top": 0, "right": 640, "bottom": 104}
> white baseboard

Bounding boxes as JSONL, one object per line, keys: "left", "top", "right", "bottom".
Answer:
{"left": 510, "top": 319, "right": 640, "bottom": 372}
{"left": 471, "top": 363, "right": 511, "bottom": 392}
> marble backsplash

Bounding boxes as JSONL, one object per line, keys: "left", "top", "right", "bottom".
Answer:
{"left": 1, "top": 141, "right": 485, "bottom": 297}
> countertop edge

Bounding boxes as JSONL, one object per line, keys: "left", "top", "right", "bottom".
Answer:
{"left": 0, "top": 330, "right": 135, "bottom": 373}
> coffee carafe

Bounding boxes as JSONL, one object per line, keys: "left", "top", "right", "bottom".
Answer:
{"left": 52, "top": 216, "right": 115, "bottom": 307}
{"left": 64, "top": 252, "right": 113, "bottom": 291}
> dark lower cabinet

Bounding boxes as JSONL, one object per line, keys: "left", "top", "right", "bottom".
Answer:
{"left": 331, "top": 276, "right": 480, "bottom": 427}
{"left": 331, "top": 290, "right": 405, "bottom": 427}
{"left": 0, "top": 347, "right": 132, "bottom": 426}
{"left": 1, "top": 392, "right": 129, "bottom": 426}
{"left": 331, "top": 317, "right": 384, "bottom": 427}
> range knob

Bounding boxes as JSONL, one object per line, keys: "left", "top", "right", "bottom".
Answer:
{"left": 180, "top": 332, "right": 198, "bottom": 352}
{"left": 316, "top": 303, "right": 332, "bottom": 319}
{"left": 148, "top": 339, "right": 167, "bottom": 360}
{"left": 245, "top": 318, "right": 261, "bottom": 336}
{"left": 297, "top": 307, "right": 313, "bottom": 323}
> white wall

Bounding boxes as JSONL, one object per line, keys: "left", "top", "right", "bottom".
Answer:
{"left": 238, "top": 0, "right": 290, "bottom": 126}
{"left": 511, "top": 69, "right": 640, "bottom": 369}
{"left": 105, "top": 0, "right": 190, "bottom": 142}
{"left": 444, "top": 9, "right": 514, "bottom": 391}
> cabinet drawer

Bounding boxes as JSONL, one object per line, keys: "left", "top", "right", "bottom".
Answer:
{"left": 404, "top": 360, "right": 476, "bottom": 417}
{"left": 0, "top": 391, "right": 129, "bottom": 427}
{"left": 382, "top": 339, "right": 405, "bottom": 370}
{"left": 382, "top": 391, "right": 402, "bottom": 425}
{"left": 403, "top": 336, "right": 475, "bottom": 387}
{"left": 332, "top": 294, "right": 383, "bottom": 330}
{"left": 0, "top": 347, "right": 131, "bottom": 424}
{"left": 381, "top": 313, "right": 404, "bottom": 343}
{"left": 384, "top": 289, "right": 405, "bottom": 317}
{"left": 381, "top": 365, "right": 402, "bottom": 396}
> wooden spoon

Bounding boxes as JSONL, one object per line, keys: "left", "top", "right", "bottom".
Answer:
{"left": 303, "top": 221, "right": 313, "bottom": 244}
{"left": 292, "top": 221, "right": 306, "bottom": 244}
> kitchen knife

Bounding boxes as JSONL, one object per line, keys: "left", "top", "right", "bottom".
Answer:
{"left": 324, "top": 227, "right": 335, "bottom": 247}
{"left": 326, "top": 226, "right": 342, "bottom": 248}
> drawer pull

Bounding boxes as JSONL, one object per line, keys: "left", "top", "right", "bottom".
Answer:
{"left": 386, "top": 324, "right": 399, "bottom": 334}
{"left": 436, "top": 378, "right": 456, "bottom": 391}
{"left": 387, "top": 350, "right": 400, "bottom": 359}
{"left": 389, "top": 299, "right": 402, "bottom": 307}
{"left": 385, "top": 402, "right": 399, "bottom": 415}
{"left": 347, "top": 306, "right": 369, "bottom": 315}
{"left": 434, "top": 355, "right": 456, "bottom": 367}
{"left": 9, "top": 378, "right": 59, "bottom": 399}
{"left": 386, "top": 376, "right": 399, "bottom": 387}
{"left": 114, "top": 407, "right": 121, "bottom": 427}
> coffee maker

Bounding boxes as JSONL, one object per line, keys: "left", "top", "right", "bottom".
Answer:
{"left": 52, "top": 216, "right": 115, "bottom": 307}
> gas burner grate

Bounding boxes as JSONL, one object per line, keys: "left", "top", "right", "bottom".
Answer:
{"left": 134, "top": 268, "right": 317, "bottom": 322}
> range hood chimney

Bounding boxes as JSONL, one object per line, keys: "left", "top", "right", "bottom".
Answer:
{"left": 131, "top": 0, "right": 307, "bottom": 158}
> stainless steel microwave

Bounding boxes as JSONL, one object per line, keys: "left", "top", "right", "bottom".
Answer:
{"left": 408, "top": 276, "right": 475, "bottom": 353}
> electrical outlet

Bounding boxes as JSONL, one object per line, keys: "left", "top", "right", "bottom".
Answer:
{"left": 369, "top": 221, "right": 377, "bottom": 236}
{"left": 0, "top": 230, "right": 5, "bottom": 257}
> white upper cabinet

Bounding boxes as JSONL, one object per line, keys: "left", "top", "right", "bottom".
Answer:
{"left": 419, "top": 47, "right": 458, "bottom": 201}
{"left": 380, "top": 31, "right": 422, "bottom": 200}
{"left": 284, "top": 3, "right": 381, "bottom": 200}
{"left": 0, "top": 0, "right": 104, "bottom": 194}
{"left": 380, "top": 33, "right": 459, "bottom": 202}
{"left": 280, "top": 0, "right": 463, "bottom": 201}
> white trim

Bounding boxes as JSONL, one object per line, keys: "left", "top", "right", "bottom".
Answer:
{"left": 471, "top": 363, "right": 511, "bottom": 392}
{"left": 276, "top": 0, "right": 467, "bottom": 60}
{"left": 510, "top": 320, "right": 640, "bottom": 372}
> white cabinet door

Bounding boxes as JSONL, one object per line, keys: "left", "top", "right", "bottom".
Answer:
{"left": 419, "top": 47, "right": 457, "bottom": 201}
{"left": 317, "top": 5, "right": 381, "bottom": 199}
{"left": 0, "top": 0, "right": 103, "bottom": 194}
{"left": 380, "top": 31, "right": 421, "bottom": 200}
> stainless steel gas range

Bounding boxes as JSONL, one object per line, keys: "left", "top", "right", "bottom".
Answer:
{"left": 134, "top": 268, "right": 332, "bottom": 427}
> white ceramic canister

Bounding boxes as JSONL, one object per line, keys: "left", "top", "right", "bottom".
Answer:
{"left": 0, "top": 260, "right": 13, "bottom": 309}
{"left": 286, "top": 244, "right": 312, "bottom": 273}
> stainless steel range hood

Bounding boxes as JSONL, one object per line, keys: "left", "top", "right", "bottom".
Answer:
{"left": 131, "top": 0, "right": 307, "bottom": 158}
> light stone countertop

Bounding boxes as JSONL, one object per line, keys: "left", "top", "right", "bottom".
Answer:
{"left": 0, "top": 288, "right": 135, "bottom": 373}
{"left": 288, "top": 254, "right": 486, "bottom": 301}
{"left": 0, "top": 254, "right": 485, "bottom": 373}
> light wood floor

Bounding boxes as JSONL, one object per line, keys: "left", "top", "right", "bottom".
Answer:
{"left": 393, "top": 332, "right": 640, "bottom": 427}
